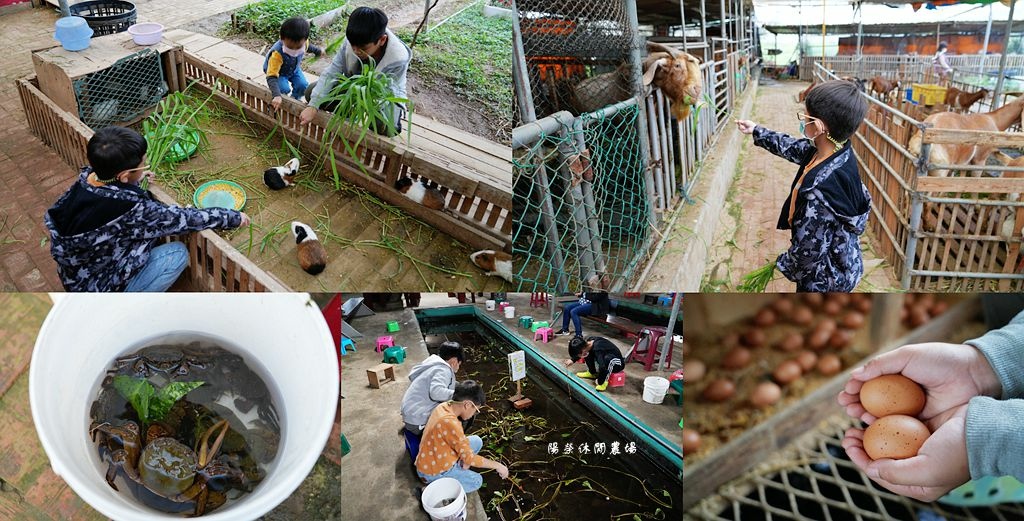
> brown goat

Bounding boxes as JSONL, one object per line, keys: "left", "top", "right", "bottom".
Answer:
{"left": 943, "top": 87, "right": 989, "bottom": 113}
{"left": 869, "top": 76, "right": 901, "bottom": 102}
{"left": 993, "top": 151, "right": 1024, "bottom": 241}
{"left": 642, "top": 41, "right": 703, "bottom": 120}
{"left": 798, "top": 81, "right": 816, "bottom": 102}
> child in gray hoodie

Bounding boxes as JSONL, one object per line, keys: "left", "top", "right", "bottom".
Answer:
{"left": 401, "top": 341, "right": 463, "bottom": 436}
{"left": 838, "top": 308, "right": 1024, "bottom": 502}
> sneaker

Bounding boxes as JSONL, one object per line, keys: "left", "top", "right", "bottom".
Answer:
{"left": 555, "top": 329, "right": 572, "bottom": 336}
{"left": 576, "top": 371, "right": 597, "bottom": 379}
{"left": 595, "top": 381, "right": 608, "bottom": 392}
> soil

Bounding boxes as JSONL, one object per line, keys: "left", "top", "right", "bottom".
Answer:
{"left": 188, "top": 0, "right": 507, "bottom": 143}
{"left": 416, "top": 319, "right": 683, "bottom": 520}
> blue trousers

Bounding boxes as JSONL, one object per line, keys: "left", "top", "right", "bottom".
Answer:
{"left": 277, "top": 69, "right": 309, "bottom": 101}
{"left": 561, "top": 301, "right": 593, "bottom": 335}
{"left": 124, "top": 242, "right": 188, "bottom": 292}
{"left": 417, "top": 435, "right": 484, "bottom": 493}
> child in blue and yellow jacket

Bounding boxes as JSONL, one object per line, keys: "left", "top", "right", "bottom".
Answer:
{"left": 264, "top": 17, "right": 323, "bottom": 110}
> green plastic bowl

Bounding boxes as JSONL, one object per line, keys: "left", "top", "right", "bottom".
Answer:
{"left": 146, "top": 125, "right": 200, "bottom": 164}
{"left": 193, "top": 180, "right": 246, "bottom": 211}
{"left": 939, "top": 476, "right": 1024, "bottom": 507}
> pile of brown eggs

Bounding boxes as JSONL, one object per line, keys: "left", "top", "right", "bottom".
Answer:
{"left": 902, "top": 294, "right": 949, "bottom": 328}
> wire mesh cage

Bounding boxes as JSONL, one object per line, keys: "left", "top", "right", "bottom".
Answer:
{"left": 69, "top": 1, "right": 137, "bottom": 36}
{"left": 514, "top": 0, "right": 644, "bottom": 125}
{"left": 687, "top": 415, "right": 1024, "bottom": 521}
{"left": 73, "top": 47, "right": 167, "bottom": 130}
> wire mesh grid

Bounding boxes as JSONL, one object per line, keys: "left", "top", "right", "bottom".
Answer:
{"left": 74, "top": 47, "right": 167, "bottom": 130}
{"left": 514, "top": 0, "right": 644, "bottom": 125}
{"left": 513, "top": 103, "right": 649, "bottom": 292}
{"left": 687, "top": 415, "right": 1024, "bottom": 521}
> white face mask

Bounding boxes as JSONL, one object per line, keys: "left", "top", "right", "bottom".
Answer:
{"left": 281, "top": 44, "right": 304, "bottom": 58}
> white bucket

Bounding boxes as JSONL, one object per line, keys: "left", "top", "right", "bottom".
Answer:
{"left": 30, "top": 294, "right": 339, "bottom": 521}
{"left": 485, "top": 299, "right": 496, "bottom": 311}
{"left": 421, "top": 477, "right": 467, "bottom": 521}
{"left": 642, "top": 376, "right": 671, "bottom": 404}
{"left": 504, "top": 306, "right": 516, "bottom": 319}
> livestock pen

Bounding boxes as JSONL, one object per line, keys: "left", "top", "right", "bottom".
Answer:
{"left": 512, "top": 0, "right": 756, "bottom": 293}
{"left": 810, "top": 63, "right": 1024, "bottom": 291}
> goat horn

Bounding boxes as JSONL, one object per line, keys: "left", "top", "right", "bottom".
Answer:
{"left": 646, "top": 41, "right": 682, "bottom": 59}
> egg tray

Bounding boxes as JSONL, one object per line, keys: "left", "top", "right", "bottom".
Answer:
{"left": 685, "top": 414, "right": 1024, "bottom": 521}
{"left": 682, "top": 296, "right": 984, "bottom": 512}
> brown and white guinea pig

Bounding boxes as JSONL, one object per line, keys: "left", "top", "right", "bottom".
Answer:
{"left": 264, "top": 158, "right": 300, "bottom": 190}
{"left": 394, "top": 177, "right": 446, "bottom": 211}
{"left": 470, "top": 250, "right": 513, "bottom": 283}
{"left": 291, "top": 221, "right": 327, "bottom": 275}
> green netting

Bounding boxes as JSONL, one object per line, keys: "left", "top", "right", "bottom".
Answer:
{"left": 513, "top": 103, "right": 650, "bottom": 293}
{"left": 74, "top": 47, "right": 167, "bottom": 130}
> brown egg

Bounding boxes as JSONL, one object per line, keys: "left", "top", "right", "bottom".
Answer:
{"left": 853, "top": 295, "right": 873, "bottom": 313}
{"left": 682, "top": 428, "right": 702, "bottom": 454}
{"left": 860, "top": 374, "right": 926, "bottom": 418}
{"left": 807, "top": 328, "right": 832, "bottom": 351}
{"left": 753, "top": 308, "right": 777, "bottom": 327}
{"left": 772, "top": 298, "right": 795, "bottom": 315}
{"left": 916, "top": 294, "right": 936, "bottom": 309}
{"left": 929, "top": 300, "right": 949, "bottom": 317}
{"left": 903, "top": 294, "right": 917, "bottom": 306}
{"left": 750, "top": 381, "right": 783, "bottom": 408}
{"left": 792, "top": 306, "right": 814, "bottom": 326}
{"left": 814, "top": 318, "right": 838, "bottom": 335}
{"left": 796, "top": 350, "right": 818, "bottom": 371}
{"left": 842, "top": 311, "right": 866, "bottom": 329}
{"left": 863, "top": 415, "right": 930, "bottom": 460}
{"left": 682, "top": 359, "right": 707, "bottom": 382}
{"left": 899, "top": 305, "right": 909, "bottom": 323}
{"left": 741, "top": 329, "right": 766, "bottom": 348}
{"left": 832, "top": 293, "right": 851, "bottom": 306}
{"left": 823, "top": 299, "right": 842, "bottom": 316}
{"left": 775, "top": 332, "right": 804, "bottom": 352}
{"left": 908, "top": 306, "right": 930, "bottom": 328}
{"left": 721, "top": 332, "right": 740, "bottom": 349}
{"left": 721, "top": 347, "right": 752, "bottom": 370}
{"left": 803, "top": 293, "right": 824, "bottom": 306}
{"left": 703, "top": 379, "right": 736, "bottom": 402}
{"left": 817, "top": 353, "right": 842, "bottom": 375}
{"left": 681, "top": 342, "right": 691, "bottom": 356}
{"left": 773, "top": 360, "right": 803, "bottom": 385}
{"left": 828, "top": 329, "right": 855, "bottom": 350}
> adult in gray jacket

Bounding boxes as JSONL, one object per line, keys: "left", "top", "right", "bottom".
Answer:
{"left": 401, "top": 341, "right": 464, "bottom": 436}
{"left": 838, "top": 309, "right": 1024, "bottom": 502}
{"left": 299, "top": 6, "right": 411, "bottom": 136}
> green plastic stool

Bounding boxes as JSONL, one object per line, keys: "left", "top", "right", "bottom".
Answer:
{"left": 679, "top": 418, "right": 684, "bottom": 429}
{"left": 386, "top": 321, "right": 400, "bottom": 333}
{"left": 940, "top": 476, "right": 1024, "bottom": 506}
{"left": 519, "top": 316, "right": 533, "bottom": 328}
{"left": 383, "top": 346, "right": 406, "bottom": 364}
{"left": 341, "top": 434, "right": 351, "bottom": 457}
{"left": 530, "top": 321, "right": 550, "bottom": 332}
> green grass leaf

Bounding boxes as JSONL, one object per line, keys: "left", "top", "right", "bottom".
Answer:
{"left": 150, "top": 381, "right": 205, "bottom": 421}
{"left": 112, "top": 375, "right": 154, "bottom": 423}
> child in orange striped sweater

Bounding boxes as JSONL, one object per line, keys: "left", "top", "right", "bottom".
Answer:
{"left": 415, "top": 381, "right": 509, "bottom": 493}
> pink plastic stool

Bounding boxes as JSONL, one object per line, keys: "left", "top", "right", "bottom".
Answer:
{"left": 376, "top": 335, "right": 395, "bottom": 353}
{"left": 609, "top": 372, "right": 626, "bottom": 388}
{"left": 533, "top": 327, "right": 554, "bottom": 343}
{"left": 498, "top": 302, "right": 510, "bottom": 313}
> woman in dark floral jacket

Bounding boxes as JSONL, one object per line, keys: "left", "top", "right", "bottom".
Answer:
{"left": 736, "top": 79, "right": 871, "bottom": 292}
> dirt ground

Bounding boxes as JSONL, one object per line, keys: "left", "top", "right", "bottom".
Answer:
{"left": 189, "top": 0, "right": 508, "bottom": 144}
{"left": 700, "top": 78, "right": 900, "bottom": 292}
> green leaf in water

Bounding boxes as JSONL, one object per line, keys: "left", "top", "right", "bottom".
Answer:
{"left": 582, "top": 480, "right": 592, "bottom": 490}
{"left": 151, "top": 381, "right": 205, "bottom": 421}
{"left": 661, "top": 490, "right": 670, "bottom": 498}
{"left": 561, "top": 432, "right": 572, "bottom": 438}
{"left": 523, "top": 435, "right": 538, "bottom": 442}
{"left": 633, "top": 515, "right": 642, "bottom": 521}
{"left": 112, "top": 375, "right": 153, "bottom": 423}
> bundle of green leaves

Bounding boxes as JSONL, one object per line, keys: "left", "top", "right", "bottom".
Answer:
{"left": 112, "top": 375, "right": 204, "bottom": 424}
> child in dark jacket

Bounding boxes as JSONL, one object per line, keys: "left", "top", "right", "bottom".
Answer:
{"left": 265, "top": 17, "right": 323, "bottom": 110}
{"left": 736, "top": 79, "right": 871, "bottom": 292}
{"left": 45, "top": 127, "right": 249, "bottom": 292}
{"left": 565, "top": 336, "right": 625, "bottom": 392}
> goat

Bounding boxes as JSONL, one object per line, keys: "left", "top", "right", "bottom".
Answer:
{"left": 798, "top": 81, "right": 816, "bottom": 102}
{"left": 570, "top": 42, "right": 703, "bottom": 120}
{"left": 798, "top": 77, "right": 865, "bottom": 103}
{"left": 869, "top": 76, "right": 901, "bottom": 102}
{"left": 943, "top": 87, "right": 989, "bottom": 113}
{"left": 993, "top": 151, "right": 1024, "bottom": 241}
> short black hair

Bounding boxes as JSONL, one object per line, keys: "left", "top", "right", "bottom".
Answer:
{"left": 87, "top": 126, "right": 147, "bottom": 181}
{"left": 438, "top": 341, "right": 464, "bottom": 363}
{"left": 938, "top": 42, "right": 948, "bottom": 51}
{"left": 280, "top": 17, "right": 310, "bottom": 42}
{"left": 568, "top": 337, "right": 587, "bottom": 360}
{"left": 346, "top": 7, "right": 388, "bottom": 46}
{"left": 805, "top": 80, "right": 868, "bottom": 142}
{"left": 452, "top": 380, "right": 485, "bottom": 406}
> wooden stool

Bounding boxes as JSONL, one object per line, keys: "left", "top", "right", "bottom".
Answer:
{"left": 367, "top": 363, "right": 396, "bottom": 389}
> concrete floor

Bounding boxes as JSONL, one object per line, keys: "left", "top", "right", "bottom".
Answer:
{"left": 339, "top": 293, "right": 682, "bottom": 519}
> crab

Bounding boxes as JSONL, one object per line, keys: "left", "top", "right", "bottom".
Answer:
{"left": 111, "top": 345, "right": 209, "bottom": 379}
{"left": 90, "top": 419, "right": 247, "bottom": 516}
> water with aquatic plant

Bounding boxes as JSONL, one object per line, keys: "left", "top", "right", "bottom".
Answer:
{"left": 418, "top": 317, "right": 681, "bottom": 521}
{"left": 88, "top": 336, "right": 281, "bottom": 516}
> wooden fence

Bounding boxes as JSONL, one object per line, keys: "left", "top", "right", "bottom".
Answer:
{"left": 801, "top": 54, "right": 1024, "bottom": 84}
{"left": 814, "top": 63, "right": 1024, "bottom": 291}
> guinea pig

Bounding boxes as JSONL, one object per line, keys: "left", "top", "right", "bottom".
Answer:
{"left": 394, "top": 177, "right": 446, "bottom": 211}
{"left": 264, "top": 157, "right": 300, "bottom": 190}
{"left": 470, "top": 250, "right": 513, "bottom": 283}
{"left": 291, "top": 221, "right": 327, "bottom": 275}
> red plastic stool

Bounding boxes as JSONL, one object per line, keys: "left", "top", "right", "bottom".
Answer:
{"left": 608, "top": 372, "right": 626, "bottom": 388}
{"left": 628, "top": 326, "right": 673, "bottom": 371}
{"left": 530, "top": 293, "right": 548, "bottom": 308}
